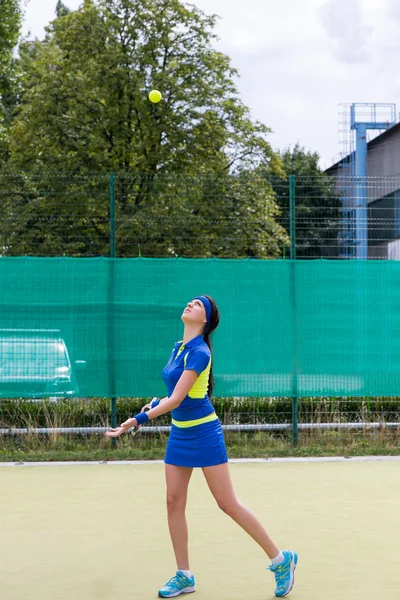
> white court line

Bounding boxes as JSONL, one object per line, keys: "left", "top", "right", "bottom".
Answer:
{"left": 1, "top": 456, "right": 400, "bottom": 467}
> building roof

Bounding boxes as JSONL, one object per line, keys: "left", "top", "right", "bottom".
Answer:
{"left": 325, "top": 121, "right": 400, "bottom": 174}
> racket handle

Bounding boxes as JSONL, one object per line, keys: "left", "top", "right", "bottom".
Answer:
{"left": 150, "top": 397, "right": 161, "bottom": 409}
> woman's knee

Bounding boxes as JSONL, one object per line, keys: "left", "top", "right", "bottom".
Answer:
{"left": 216, "top": 496, "right": 241, "bottom": 516}
{"left": 166, "top": 492, "right": 187, "bottom": 514}
{"left": 165, "top": 465, "right": 192, "bottom": 515}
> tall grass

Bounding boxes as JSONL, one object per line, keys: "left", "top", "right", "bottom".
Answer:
{"left": 0, "top": 397, "right": 399, "bottom": 461}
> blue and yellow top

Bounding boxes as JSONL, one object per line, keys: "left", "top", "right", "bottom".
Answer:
{"left": 162, "top": 334, "right": 217, "bottom": 427}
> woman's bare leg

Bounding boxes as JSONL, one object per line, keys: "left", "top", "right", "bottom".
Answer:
{"left": 165, "top": 464, "right": 193, "bottom": 571}
{"left": 202, "top": 463, "right": 279, "bottom": 559}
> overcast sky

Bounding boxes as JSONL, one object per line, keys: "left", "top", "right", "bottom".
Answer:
{"left": 21, "top": 0, "right": 400, "bottom": 169}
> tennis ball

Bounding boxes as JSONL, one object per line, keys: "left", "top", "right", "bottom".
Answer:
{"left": 149, "top": 90, "right": 162, "bottom": 103}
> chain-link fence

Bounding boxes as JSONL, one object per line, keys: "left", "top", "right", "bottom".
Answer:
{"left": 1, "top": 171, "right": 400, "bottom": 452}
{"left": 2, "top": 172, "right": 399, "bottom": 260}
{"left": 293, "top": 175, "right": 400, "bottom": 260}
{"left": 0, "top": 172, "right": 290, "bottom": 259}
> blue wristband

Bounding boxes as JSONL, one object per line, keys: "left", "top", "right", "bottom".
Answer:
{"left": 151, "top": 397, "right": 161, "bottom": 409}
{"left": 134, "top": 412, "right": 149, "bottom": 426}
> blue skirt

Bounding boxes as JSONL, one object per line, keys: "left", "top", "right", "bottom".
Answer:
{"left": 165, "top": 418, "right": 228, "bottom": 468}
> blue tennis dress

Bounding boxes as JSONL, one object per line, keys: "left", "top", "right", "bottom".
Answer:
{"left": 163, "top": 335, "right": 228, "bottom": 468}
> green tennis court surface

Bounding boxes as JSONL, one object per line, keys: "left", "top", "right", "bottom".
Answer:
{"left": 1, "top": 460, "right": 398, "bottom": 599}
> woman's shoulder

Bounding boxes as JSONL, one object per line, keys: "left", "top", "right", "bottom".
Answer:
{"left": 191, "top": 340, "right": 210, "bottom": 356}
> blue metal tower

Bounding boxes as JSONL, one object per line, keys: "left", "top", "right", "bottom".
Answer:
{"left": 338, "top": 103, "right": 396, "bottom": 259}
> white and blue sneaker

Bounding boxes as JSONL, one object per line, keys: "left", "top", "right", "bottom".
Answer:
{"left": 268, "top": 550, "right": 298, "bottom": 597}
{"left": 158, "top": 571, "right": 196, "bottom": 598}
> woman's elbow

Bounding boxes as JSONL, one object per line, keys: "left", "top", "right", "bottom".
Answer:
{"left": 170, "top": 396, "right": 184, "bottom": 408}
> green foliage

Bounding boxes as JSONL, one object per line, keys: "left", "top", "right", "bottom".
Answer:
{"left": 0, "top": 172, "right": 111, "bottom": 256}
{"left": 0, "top": 171, "right": 289, "bottom": 257}
{"left": 270, "top": 143, "right": 340, "bottom": 259}
{"left": 10, "top": 0, "right": 277, "bottom": 175}
{"left": 1, "top": 396, "right": 400, "bottom": 460}
{"left": 1, "top": 396, "right": 400, "bottom": 428}
{"left": 0, "top": 0, "right": 23, "bottom": 163}
{"left": 2, "top": 0, "right": 289, "bottom": 258}
{"left": 115, "top": 172, "right": 289, "bottom": 258}
{"left": 56, "top": 1, "right": 71, "bottom": 17}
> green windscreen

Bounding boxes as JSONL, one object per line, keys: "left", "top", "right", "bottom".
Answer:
{"left": 1, "top": 257, "right": 400, "bottom": 398}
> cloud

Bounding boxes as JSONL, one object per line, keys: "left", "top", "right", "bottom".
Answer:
{"left": 319, "top": 0, "right": 372, "bottom": 64}
{"left": 387, "top": 0, "right": 400, "bottom": 21}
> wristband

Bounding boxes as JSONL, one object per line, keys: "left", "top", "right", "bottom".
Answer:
{"left": 151, "top": 397, "right": 161, "bottom": 409}
{"left": 133, "top": 412, "right": 149, "bottom": 426}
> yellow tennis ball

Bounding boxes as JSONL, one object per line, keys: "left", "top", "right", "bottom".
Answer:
{"left": 149, "top": 90, "right": 162, "bottom": 103}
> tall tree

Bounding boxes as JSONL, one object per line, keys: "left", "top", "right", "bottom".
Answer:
{"left": 271, "top": 144, "right": 340, "bottom": 259}
{"left": 3, "top": 0, "right": 289, "bottom": 258}
{"left": 10, "top": 0, "right": 278, "bottom": 175}
{"left": 0, "top": 0, "right": 23, "bottom": 163}
{"left": 56, "top": 1, "right": 71, "bottom": 17}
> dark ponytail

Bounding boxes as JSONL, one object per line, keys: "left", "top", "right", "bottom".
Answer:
{"left": 202, "top": 295, "right": 220, "bottom": 398}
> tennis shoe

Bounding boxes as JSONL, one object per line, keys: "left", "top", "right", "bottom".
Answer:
{"left": 268, "top": 550, "right": 298, "bottom": 597}
{"left": 158, "top": 571, "right": 196, "bottom": 598}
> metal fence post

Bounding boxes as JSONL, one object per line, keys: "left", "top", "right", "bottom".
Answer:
{"left": 289, "top": 175, "right": 299, "bottom": 446}
{"left": 109, "top": 174, "right": 117, "bottom": 446}
{"left": 110, "top": 173, "right": 116, "bottom": 259}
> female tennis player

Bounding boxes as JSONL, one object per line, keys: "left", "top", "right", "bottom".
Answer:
{"left": 106, "top": 295, "right": 298, "bottom": 598}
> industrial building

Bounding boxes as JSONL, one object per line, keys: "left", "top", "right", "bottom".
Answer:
{"left": 325, "top": 103, "right": 400, "bottom": 259}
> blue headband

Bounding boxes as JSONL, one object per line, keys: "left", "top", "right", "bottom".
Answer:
{"left": 194, "top": 296, "right": 212, "bottom": 333}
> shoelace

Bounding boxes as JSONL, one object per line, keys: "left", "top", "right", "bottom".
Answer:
{"left": 269, "top": 563, "right": 289, "bottom": 581}
{"left": 166, "top": 574, "right": 186, "bottom": 589}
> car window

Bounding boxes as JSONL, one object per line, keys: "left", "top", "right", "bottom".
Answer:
{"left": 0, "top": 337, "right": 71, "bottom": 381}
